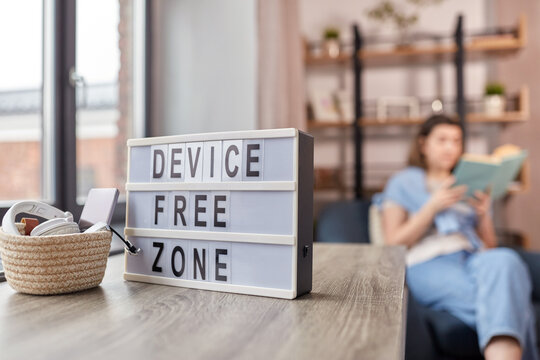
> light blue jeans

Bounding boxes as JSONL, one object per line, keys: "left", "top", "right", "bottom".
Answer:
{"left": 407, "top": 248, "right": 539, "bottom": 360}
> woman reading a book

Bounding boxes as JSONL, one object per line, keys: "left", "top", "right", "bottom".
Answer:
{"left": 378, "top": 115, "right": 537, "bottom": 360}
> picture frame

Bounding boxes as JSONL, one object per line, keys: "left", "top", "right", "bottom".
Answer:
{"left": 310, "top": 90, "right": 340, "bottom": 122}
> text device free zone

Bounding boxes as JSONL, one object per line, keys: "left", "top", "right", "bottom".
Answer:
{"left": 151, "top": 139, "right": 264, "bottom": 182}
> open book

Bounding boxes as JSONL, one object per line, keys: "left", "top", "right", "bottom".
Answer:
{"left": 453, "top": 144, "right": 528, "bottom": 200}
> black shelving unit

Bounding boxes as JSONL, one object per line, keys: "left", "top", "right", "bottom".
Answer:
{"left": 455, "top": 15, "right": 466, "bottom": 135}
{"left": 352, "top": 14, "right": 466, "bottom": 199}
{"left": 352, "top": 24, "right": 364, "bottom": 199}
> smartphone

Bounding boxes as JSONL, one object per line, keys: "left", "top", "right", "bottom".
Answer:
{"left": 78, "top": 188, "right": 119, "bottom": 231}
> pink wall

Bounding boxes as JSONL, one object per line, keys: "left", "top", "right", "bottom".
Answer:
{"left": 496, "top": 0, "right": 540, "bottom": 250}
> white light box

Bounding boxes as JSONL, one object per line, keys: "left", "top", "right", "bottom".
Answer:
{"left": 124, "top": 128, "right": 313, "bottom": 299}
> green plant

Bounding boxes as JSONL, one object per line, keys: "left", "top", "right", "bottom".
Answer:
{"left": 324, "top": 27, "right": 340, "bottom": 40}
{"left": 367, "top": 1, "right": 417, "bottom": 31}
{"left": 366, "top": 0, "right": 444, "bottom": 32}
{"left": 485, "top": 83, "right": 505, "bottom": 96}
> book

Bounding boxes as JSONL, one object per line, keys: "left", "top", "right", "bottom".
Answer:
{"left": 452, "top": 144, "right": 528, "bottom": 200}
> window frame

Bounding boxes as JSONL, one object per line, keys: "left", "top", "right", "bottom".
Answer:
{"left": 0, "top": 0, "right": 151, "bottom": 281}
{"left": 0, "top": 0, "right": 151, "bottom": 221}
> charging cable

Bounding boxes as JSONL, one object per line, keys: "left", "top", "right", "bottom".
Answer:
{"left": 85, "top": 222, "right": 140, "bottom": 255}
{"left": 109, "top": 226, "right": 141, "bottom": 256}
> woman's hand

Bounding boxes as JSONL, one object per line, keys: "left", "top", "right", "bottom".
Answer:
{"left": 425, "top": 176, "right": 467, "bottom": 214}
{"left": 383, "top": 176, "right": 467, "bottom": 248}
{"left": 469, "top": 189, "right": 496, "bottom": 248}
{"left": 468, "top": 190, "right": 491, "bottom": 219}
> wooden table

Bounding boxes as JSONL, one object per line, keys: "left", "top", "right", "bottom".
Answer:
{"left": 0, "top": 243, "right": 407, "bottom": 360}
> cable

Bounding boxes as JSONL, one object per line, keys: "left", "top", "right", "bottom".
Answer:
{"left": 109, "top": 225, "right": 141, "bottom": 256}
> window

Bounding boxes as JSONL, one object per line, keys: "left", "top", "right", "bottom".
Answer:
{"left": 0, "top": 0, "right": 150, "bottom": 277}
{"left": 0, "top": 0, "right": 148, "bottom": 212}
{"left": 0, "top": 0, "right": 47, "bottom": 203}
{"left": 75, "top": 0, "right": 133, "bottom": 203}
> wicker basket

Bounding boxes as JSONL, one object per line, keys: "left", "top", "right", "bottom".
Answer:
{"left": 0, "top": 223, "right": 112, "bottom": 295}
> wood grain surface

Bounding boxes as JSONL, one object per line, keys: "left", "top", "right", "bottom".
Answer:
{"left": 0, "top": 243, "right": 406, "bottom": 360}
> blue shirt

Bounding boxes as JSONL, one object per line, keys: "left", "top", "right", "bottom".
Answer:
{"left": 373, "top": 166, "right": 483, "bottom": 249}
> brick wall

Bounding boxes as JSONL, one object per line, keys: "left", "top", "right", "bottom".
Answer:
{"left": 0, "top": 142, "right": 40, "bottom": 200}
{"left": 0, "top": 137, "right": 122, "bottom": 201}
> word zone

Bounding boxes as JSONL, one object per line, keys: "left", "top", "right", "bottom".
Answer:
{"left": 150, "top": 240, "right": 231, "bottom": 283}
{"left": 151, "top": 139, "right": 264, "bottom": 182}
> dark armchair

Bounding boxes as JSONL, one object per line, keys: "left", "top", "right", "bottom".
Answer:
{"left": 316, "top": 199, "right": 540, "bottom": 360}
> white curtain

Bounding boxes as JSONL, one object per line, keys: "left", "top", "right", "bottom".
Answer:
{"left": 257, "top": 0, "right": 306, "bottom": 131}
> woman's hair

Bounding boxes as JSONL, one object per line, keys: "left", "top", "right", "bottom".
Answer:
{"left": 408, "top": 114, "right": 464, "bottom": 169}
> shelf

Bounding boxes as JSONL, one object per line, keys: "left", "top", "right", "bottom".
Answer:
{"left": 466, "top": 111, "right": 528, "bottom": 124}
{"left": 307, "top": 86, "right": 529, "bottom": 133}
{"left": 308, "top": 111, "right": 528, "bottom": 129}
{"left": 305, "top": 53, "right": 350, "bottom": 66}
{"left": 357, "top": 86, "right": 529, "bottom": 127}
{"left": 358, "top": 34, "right": 524, "bottom": 66}
{"left": 508, "top": 158, "right": 530, "bottom": 195}
{"left": 314, "top": 186, "right": 349, "bottom": 193}
{"left": 314, "top": 167, "right": 345, "bottom": 192}
{"left": 359, "top": 113, "right": 526, "bottom": 127}
{"left": 305, "top": 15, "right": 526, "bottom": 67}
{"left": 308, "top": 121, "right": 352, "bottom": 130}
{"left": 308, "top": 86, "right": 529, "bottom": 130}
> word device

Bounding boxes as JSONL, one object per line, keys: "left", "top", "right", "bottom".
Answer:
{"left": 124, "top": 128, "right": 313, "bottom": 299}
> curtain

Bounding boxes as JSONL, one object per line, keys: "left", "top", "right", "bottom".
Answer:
{"left": 257, "top": 0, "right": 306, "bottom": 131}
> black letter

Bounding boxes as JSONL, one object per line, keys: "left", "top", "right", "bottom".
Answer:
{"left": 152, "top": 242, "right": 164, "bottom": 273}
{"left": 225, "top": 145, "right": 239, "bottom": 177}
{"left": 154, "top": 195, "right": 165, "bottom": 225}
{"left": 193, "top": 248, "right": 206, "bottom": 280}
{"left": 213, "top": 195, "right": 227, "bottom": 228}
{"left": 215, "top": 249, "right": 228, "bottom": 282}
{"left": 152, "top": 149, "right": 165, "bottom": 178}
{"left": 171, "top": 246, "right": 185, "bottom": 277}
{"left": 174, "top": 195, "right": 187, "bottom": 226}
{"left": 210, "top": 146, "right": 215, "bottom": 178}
{"left": 170, "top": 147, "right": 183, "bottom": 178}
{"left": 194, "top": 194, "right": 207, "bottom": 227}
{"left": 246, "top": 143, "right": 260, "bottom": 177}
{"left": 188, "top": 146, "right": 201, "bottom": 177}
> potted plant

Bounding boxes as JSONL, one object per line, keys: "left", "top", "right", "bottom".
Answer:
{"left": 323, "top": 27, "right": 340, "bottom": 58}
{"left": 366, "top": 0, "right": 445, "bottom": 47}
{"left": 366, "top": 2, "right": 417, "bottom": 46}
{"left": 484, "top": 82, "right": 506, "bottom": 117}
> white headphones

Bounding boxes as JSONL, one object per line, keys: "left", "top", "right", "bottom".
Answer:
{"left": 2, "top": 201, "right": 80, "bottom": 236}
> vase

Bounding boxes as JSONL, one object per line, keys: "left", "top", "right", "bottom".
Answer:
{"left": 484, "top": 95, "right": 505, "bottom": 117}
{"left": 323, "top": 39, "right": 340, "bottom": 58}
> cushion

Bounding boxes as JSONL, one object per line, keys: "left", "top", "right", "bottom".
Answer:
{"left": 368, "top": 204, "right": 385, "bottom": 245}
{"left": 316, "top": 200, "right": 371, "bottom": 243}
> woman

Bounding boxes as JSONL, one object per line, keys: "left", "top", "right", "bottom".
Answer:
{"left": 378, "top": 115, "right": 538, "bottom": 360}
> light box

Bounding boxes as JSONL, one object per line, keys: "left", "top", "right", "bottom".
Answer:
{"left": 124, "top": 128, "right": 313, "bottom": 299}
